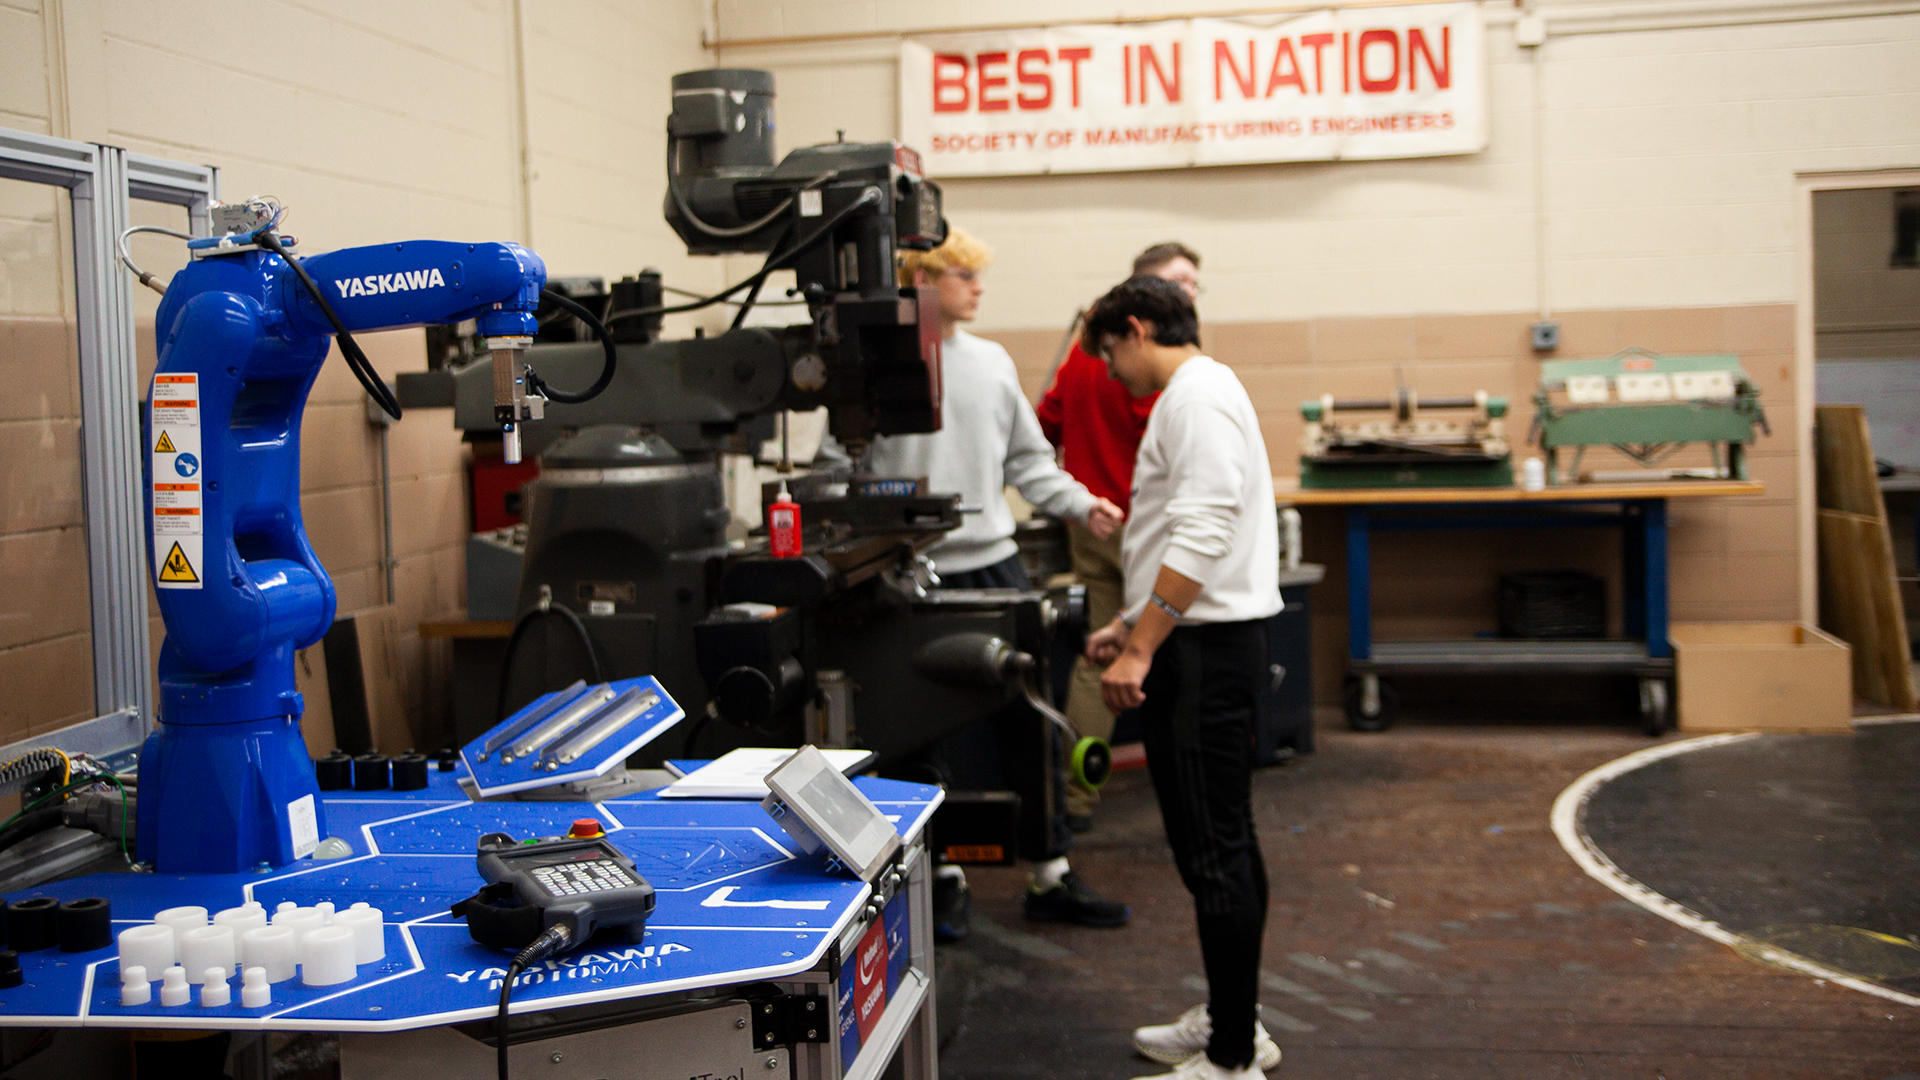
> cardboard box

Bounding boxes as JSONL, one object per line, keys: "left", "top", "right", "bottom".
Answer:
{"left": 294, "top": 640, "right": 337, "bottom": 758}
{"left": 1671, "top": 622, "right": 1852, "bottom": 732}
{"left": 323, "top": 606, "right": 416, "bottom": 754}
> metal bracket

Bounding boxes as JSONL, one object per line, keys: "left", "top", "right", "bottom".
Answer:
{"left": 748, "top": 992, "right": 831, "bottom": 1048}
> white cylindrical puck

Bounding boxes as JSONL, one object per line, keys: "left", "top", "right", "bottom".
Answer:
{"left": 153, "top": 906, "right": 208, "bottom": 943}
{"left": 331, "top": 904, "right": 385, "bottom": 964}
{"left": 271, "top": 906, "right": 326, "bottom": 945}
{"left": 213, "top": 904, "right": 268, "bottom": 937}
{"left": 299, "top": 925, "right": 357, "bottom": 986}
{"left": 239, "top": 925, "right": 298, "bottom": 984}
{"left": 179, "top": 925, "right": 236, "bottom": 983}
{"left": 117, "top": 924, "right": 175, "bottom": 979}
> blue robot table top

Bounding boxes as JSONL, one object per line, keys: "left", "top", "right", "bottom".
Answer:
{"left": 0, "top": 769, "right": 940, "bottom": 1032}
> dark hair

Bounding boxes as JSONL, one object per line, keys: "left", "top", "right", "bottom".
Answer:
{"left": 1080, "top": 276, "right": 1201, "bottom": 355}
{"left": 1131, "top": 241, "right": 1201, "bottom": 276}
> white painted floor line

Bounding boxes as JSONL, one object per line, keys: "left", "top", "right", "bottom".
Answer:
{"left": 1550, "top": 732, "right": 1920, "bottom": 1009}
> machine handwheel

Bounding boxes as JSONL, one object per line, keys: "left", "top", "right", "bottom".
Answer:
{"left": 1071, "top": 736, "right": 1112, "bottom": 790}
{"left": 1343, "top": 675, "right": 1399, "bottom": 732}
{"left": 1639, "top": 677, "right": 1672, "bottom": 736}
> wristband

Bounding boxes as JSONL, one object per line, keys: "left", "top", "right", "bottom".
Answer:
{"left": 1148, "top": 593, "right": 1183, "bottom": 620}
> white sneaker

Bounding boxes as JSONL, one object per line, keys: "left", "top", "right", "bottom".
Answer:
{"left": 1129, "top": 1050, "right": 1270, "bottom": 1080}
{"left": 1132, "top": 1004, "right": 1282, "bottom": 1070}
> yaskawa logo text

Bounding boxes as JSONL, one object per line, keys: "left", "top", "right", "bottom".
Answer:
{"left": 333, "top": 268, "right": 446, "bottom": 298}
{"left": 445, "top": 942, "right": 691, "bottom": 991}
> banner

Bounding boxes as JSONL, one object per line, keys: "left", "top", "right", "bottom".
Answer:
{"left": 899, "top": 5, "right": 1486, "bottom": 177}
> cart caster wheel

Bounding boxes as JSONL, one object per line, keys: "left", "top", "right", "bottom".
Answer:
{"left": 1344, "top": 677, "right": 1399, "bottom": 732}
{"left": 1638, "top": 678, "right": 1671, "bottom": 736}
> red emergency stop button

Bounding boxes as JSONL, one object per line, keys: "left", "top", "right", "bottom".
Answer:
{"left": 569, "top": 818, "right": 605, "bottom": 839}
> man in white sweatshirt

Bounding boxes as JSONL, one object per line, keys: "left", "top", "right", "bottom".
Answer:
{"left": 1081, "top": 277, "right": 1283, "bottom": 1080}
{"left": 866, "top": 225, "right": 1129, "bottom": 935}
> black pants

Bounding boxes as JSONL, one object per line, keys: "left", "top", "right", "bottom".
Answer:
{"left": 1138, "top": 620, "right": 1269, "bottom": 1069}
{"left": 925, "top": 555, "right": 1072, "bottom": 862}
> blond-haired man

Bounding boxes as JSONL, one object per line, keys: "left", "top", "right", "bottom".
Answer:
{"left": 867, "top": 225, "right": 1128, "bottom": 936}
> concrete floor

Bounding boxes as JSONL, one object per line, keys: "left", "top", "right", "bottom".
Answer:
{"left": 937, "top": 716, "right": 1920, "bottom": 1080}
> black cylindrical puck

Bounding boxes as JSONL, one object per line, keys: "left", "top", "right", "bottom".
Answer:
{"left": 315, "top": 751, "right": 353, "bottom": 791}
{"left": 8, "top": 897, "right": 59, "bottom": 952}
{"left": 0, "top": 951, "right": 20, "bottom": 989}
{"left": 351, "top": 754, "right": 391, "bottom": 790}
{"left": 391, "top": 754, "right": 430, "bottom": 791}
{"left": 437, "top": 756, "right": 456, "bottom": 772}
{"left": 56, "top": 897, "right": 111, "bottom": 953}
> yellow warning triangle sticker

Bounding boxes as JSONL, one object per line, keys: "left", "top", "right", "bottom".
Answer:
{"left": 154, "top": 430, "right": 176, "bottom": 453}
{"left": 159, "top": 542, "right": 199, "bottom": 584}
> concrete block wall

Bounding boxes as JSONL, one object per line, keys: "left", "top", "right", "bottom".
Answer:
{"left": 0, "top": 0, "right": 719, "bottom": 745}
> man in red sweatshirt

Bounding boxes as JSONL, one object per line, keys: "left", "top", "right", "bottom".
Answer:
{"left": 1035, "top": 242, "right": 1203, "bottom": 830}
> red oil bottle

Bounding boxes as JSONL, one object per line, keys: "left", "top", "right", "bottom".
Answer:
{"left": 768, "top": 482, "right": 802, "bottom": 558}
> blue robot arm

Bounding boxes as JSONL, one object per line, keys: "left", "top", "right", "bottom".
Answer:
{"left": 140, "top": 217, "right": 547, "bottom": 874}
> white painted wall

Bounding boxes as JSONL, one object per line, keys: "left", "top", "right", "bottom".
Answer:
{"left": 716, "top": 1, "right": 1920, "bottom": 332}
{"left": 4, "top": 0, "right": 723, "bottom": 321}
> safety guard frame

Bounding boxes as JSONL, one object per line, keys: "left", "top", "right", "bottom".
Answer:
{"left": 0, "top": 127, "right": 218, "bottom": 763}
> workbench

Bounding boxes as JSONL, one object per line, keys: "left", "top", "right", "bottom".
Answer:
{"left": 1277, "top": 479, "right": 1765, "bottom": 735}
{"left": 0, "top": 769, "right": 942, "bottom": 1080}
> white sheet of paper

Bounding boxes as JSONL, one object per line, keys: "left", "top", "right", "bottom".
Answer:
{"left": 659, "top": 746, "right": 875, "bottom": 799}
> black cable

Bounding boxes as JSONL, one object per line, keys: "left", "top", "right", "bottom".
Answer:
{"left": 729, "top": 273, "right": 766, "bottom": 332}
{"left": 0, "top": 774, "right": 122, "bottom": 831}
{"left": 0, "top": 806, "right": 67, "bottom": 856}
{"left": 494, "top": 605, "right": 604, "bottom": 722}
{"left": 661, "top": 284, "right": 804, "bottom": 307}
{"left": 496, "top": 925, "right": 571, "bottom": 1080}
{"left": 525, "top": 289, "right": 618, "bottom": 405}
{"left": 256, "top": 230, "right": 403, "bottom": 420}
{"left": 604, "top": 186, "right": 881, "bottom": 327}
{"left": 665, "top": 140, "right": 829, "bottom": 240}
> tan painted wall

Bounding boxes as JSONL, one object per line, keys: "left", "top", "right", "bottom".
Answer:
{"left": 996, "top": 302, "right": 1799, "bottom": 699}
{"left": 0, "top": 0, "right": 717, "bottom": 743}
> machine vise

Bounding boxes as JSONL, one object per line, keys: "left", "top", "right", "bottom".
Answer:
{"left": 1299, "top": 385, "right": 1512, "bottom": 489}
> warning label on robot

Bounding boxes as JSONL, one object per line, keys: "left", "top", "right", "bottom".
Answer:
{"left": 151, "top": 374, "right": 204, "bottom": 589}
{"left": 157, "top": 538, "right": 201, "bottom": 587}
{"left": 150, "top": 373, "right": 199, "bottom": 428}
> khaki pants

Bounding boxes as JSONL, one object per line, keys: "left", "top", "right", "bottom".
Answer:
{"left": 1065, "top": 519, "right": 1124, "bottom": 816}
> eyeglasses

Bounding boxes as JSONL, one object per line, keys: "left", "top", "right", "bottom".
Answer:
{"left": 1095, "top": 336, "right": 1118, "bottom": 364}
